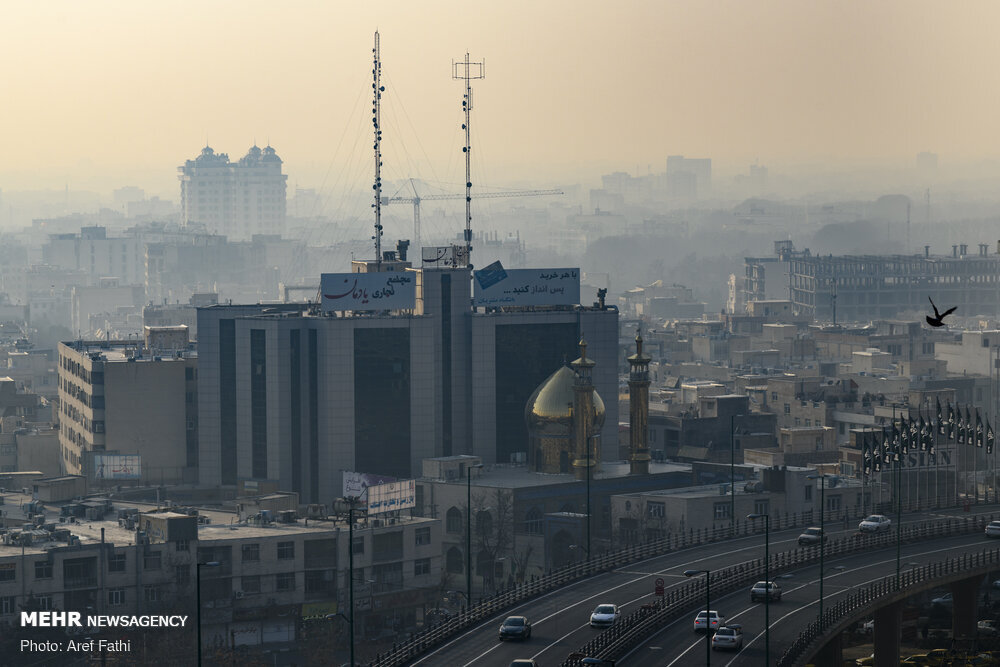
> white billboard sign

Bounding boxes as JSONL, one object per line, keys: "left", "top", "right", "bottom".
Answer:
{"left": 320, "top": 272, "right": 415, "bottom": 311}
{"left": 367, "top": 479, "right": 416, "bottom": 514}
{"left": 473, "top": 268, "right": 580, "bottom": 307}
{"left": 342, "top": 471, "right": 397, "bottom": 499}
{"left": 93, "top": 455, "right": 141, "bottom": 480}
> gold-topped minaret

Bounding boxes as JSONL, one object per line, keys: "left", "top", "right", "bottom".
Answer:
{"left": 628, "top": 329, "right": 652, "bottom": 474}
{"left": 571, "top": 338, "right": 599, "bottom": 481}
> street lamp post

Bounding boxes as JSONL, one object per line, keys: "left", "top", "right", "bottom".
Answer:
{"left": 748, "top": 513, "right": 770, "bottom": 666}
{"left": 345, "top": 496, "right": 363, "bottom": 666}
{"left": 731, "top": 414, "right": 744, "bottom": 531}
{"left": 807, "top": 473, "right": 833, "bottom": 629}
{"left": 466, "top": 463, "right": 484, "bottom": 606}
{"left": 684, "top": 569, "right": 712, "bottom": 666}
{"left": 196, "top": 561, "right": 220, "bottom": 667}
{"left": 586, "top": 448, "right": 592, "bottom": 560}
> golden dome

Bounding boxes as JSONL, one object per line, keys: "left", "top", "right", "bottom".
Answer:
{"left": 525, "top": 366, "right": 606, "bottom": 437}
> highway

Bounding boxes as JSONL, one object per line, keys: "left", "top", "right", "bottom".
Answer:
{"left": 408, "top": 507, "right": 1000, "bottom": 667}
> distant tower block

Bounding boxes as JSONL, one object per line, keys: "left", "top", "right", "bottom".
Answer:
{"left": 571, "top": 338, "right": 603, "bottom": 481}
{"left": 628, "top": 330, "right": 652, "bottom": 475}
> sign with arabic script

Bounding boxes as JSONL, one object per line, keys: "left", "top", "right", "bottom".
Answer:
{"left": 367, "top": 479, "right": 416, "bottom": 514}
{"left": 93, "top": 454, "right": 141, "bottom": 480}
{"left": 320, "top": 272, "right": 416, "bottom": 311}
{"left": 473, "top": 267, "right": 580, "bottom": 307}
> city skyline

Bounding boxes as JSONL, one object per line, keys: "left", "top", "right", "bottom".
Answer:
{"left": 4, "top": 1, "right": 1000, "bottom": 199}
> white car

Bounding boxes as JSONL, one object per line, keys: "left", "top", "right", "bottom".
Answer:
{"left": 859, "top": 514, "right": 892, "bottom": 532}
{"left": 694, "top": 610, "right": 725, "bottom": 632}
{"left": 711, "top": 624, "right": 743, "bottom": 650}
{"left": 986, "top": 520, "right": 1000, "bottom": 538}
{"left": 589, "top": 604, "right": 620, "bottom": 628}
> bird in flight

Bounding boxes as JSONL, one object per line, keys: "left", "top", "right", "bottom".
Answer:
{"left": 926, "top": 297, "right": 956, "bottom": 327}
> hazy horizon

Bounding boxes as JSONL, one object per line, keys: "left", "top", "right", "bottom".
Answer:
{"left": 6, "top": 1, "right": 1000, "bottom": 202}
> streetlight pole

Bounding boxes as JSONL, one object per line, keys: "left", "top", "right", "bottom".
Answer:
{"left": 586, "top": 449, "right": 592, "bottom": 560}
{"left": 196, "top": 561, "right": 220, "bottom": 667}
{"left": 467, "top": 463, "right": 483, "bottom": 606}
{"left": 345, "top": 496, "right": 360, "bottom": 667}
{"left": 807, "top": 473, "right": 831, "bottom": 629}
{"left": 731, "top": 414, "right": 743, "bottom": 531}
{"left": 748, "top": 513, "right": 770, "bottom": 666}
{"left": 684, "top": 569, "right": 712, "bottom": 666}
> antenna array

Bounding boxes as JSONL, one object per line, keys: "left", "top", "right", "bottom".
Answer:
{"left": 452, "top": 53, "right": 485, "bottom": 269}
{"left": 372, "top": 32, "right": 385, "bottom": 271}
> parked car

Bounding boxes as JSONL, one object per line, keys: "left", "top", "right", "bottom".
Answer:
{"left": 510, "top": 661, "right": 538, "bottom": 667}
{"left": 499, "top": 616, "right": 532, "bottom": 641}
{"left": 855, "top": 654, "right": 874, "bottom": 666}
{"left": 930, "top": 593, "right": 953, "bottom": 607}
{"left": 693, "top": 610, "right": 725, "bottom": 632}
{"left": 589, "top": 604, "right": 620, "bottom": 628}
{"left": 859, "top": 514, "right": 892, "bottom": 532}
{"left": 798, "top": 527, "right": 826, "bottom": 546}
{"left": 978, "top": 619, "right": 998, "bottom": 636}
{"left": 750, "top": 581, "right": 782, "bottom": 602}
{"left": 986, "top": 521, "right": 1000, "bottom": 538}
{"left": 711, "top": 624, "right": 743, "bottom": 651}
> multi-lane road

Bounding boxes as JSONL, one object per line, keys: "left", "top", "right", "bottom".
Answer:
{"left": 410, "top": 507, "right": 1000, "bottom": 667}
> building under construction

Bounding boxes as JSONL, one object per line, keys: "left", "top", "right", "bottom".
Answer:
{"left": 750, "top": 243, "right": 1000, "bottom": 322}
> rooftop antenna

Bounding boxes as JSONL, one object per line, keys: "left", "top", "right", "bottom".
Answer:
{"left": 453, "top": 51, "right": 485, "bottom": 269}
{"left": 372, "top": 31, "right": 385, "bottom": 271}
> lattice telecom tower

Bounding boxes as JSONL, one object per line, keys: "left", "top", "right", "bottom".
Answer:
{"left": 452, "top": 52, "right": 485, "bottom": 269}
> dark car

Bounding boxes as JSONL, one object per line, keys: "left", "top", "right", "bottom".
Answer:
{"left": 510, "top": 661, "right": 538, "bottom": 667}
{"left": 499, "top": 616, "right": 532, "bottom": 641}
{"left": 798, "top": 527, "right": 826, "bottom": 546}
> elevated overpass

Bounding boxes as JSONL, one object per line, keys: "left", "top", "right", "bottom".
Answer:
{"left": 370, "top": 506, "right": 1000, "bottom": 667}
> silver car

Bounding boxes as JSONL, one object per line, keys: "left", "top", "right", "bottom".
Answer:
{"left": 711, "top": 624, "right": 743, "bottom": 650}
{"left": 986, "top": 520, "right": 1000, "bottom": 538}
{"left": 589, "top": 603, "right": 620, "bottom": 628}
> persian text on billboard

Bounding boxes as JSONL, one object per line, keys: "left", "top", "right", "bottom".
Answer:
{"left": 422, "top": 245, "right": 469, "bottom": 268}
{"left": 342, "top": 471, "right": 397, "bottom": 499}
{"left": 473, "top": 268, "right": 580, "bottom": 307}
{"left": 320, "top": 272, "right": 415, "bottom": 311}
{"left": 94, "top": 455, "right": 141, "bottom": 480}
{"left": 367, "top": 479, "right": 416, "bottom": 514}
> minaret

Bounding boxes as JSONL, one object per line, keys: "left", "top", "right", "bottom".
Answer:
{"left": 571, "top": 338, "right": 597, "bottom": 481}
{"left": 628, "top": 330, "right": 652, "bottom": 474}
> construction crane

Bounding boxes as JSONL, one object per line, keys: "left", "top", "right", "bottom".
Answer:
{"left": 381, "top": 178, "right": 563, "bottom": 253}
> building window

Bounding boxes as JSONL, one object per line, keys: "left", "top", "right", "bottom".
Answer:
{"left": 524, "top": 506, "right": 543, "bottom": 535}
{"left": 753, "top": 500, "right": 770, "bottom": 516}
{"left": 176, "top": 565, "right": 190, "bottom": 586}
{"left": 647, "top": 502, "right": 665, "bottom": 519}
{"left": 108, "top": 589, "right": 125, "bottom": 607}
{"left": 446, "top": 547, "right": 463, "bottom": 574}
{"left": 242, "top": 544, "right": 260, "bottom": 562}
{"left": 175, "top": 539, "right": 189, "bottom": 552}
{"left": 277, "top": 541, "right": 294, "bottom": 560}
{"left": 276, "top": 572, "right": 295, "bottom": 591}
{"left": 37, "top": 596, "right": 51, "bottom": 611}
{"left": 784, "top": 403, "right": 790, "bottom": 415}
{"left": 241, "top": 576, "right": 261, "bottom": 595}
{"left": 143, "top": 586, "right": 159, "bottom": 602}
{"left": 415, "top": 527, "right": 431, "bottom": 546}
{"left": 446, "top": 507, "right": 463, "bottom": 534}
{"left": 827, "top": 496, "right": 842, "bottom": 512}
{"left": 143, "top": 551, "right": 162, "bottom": 571}
{"left": 805, "top": 486, "right": 813, "bottom": 501}
{"left": 108, "top": 553, "right": 126, "bottom": 573}
{"left": 414, "top": 558, "right": 431, "bottom": 576}
{"left": 0, "top": 564, "right": 14, "bottom": 582}
{"left": 351, "top": 536, "right": 365, "bottom": 555}
{"left": 713, "top": 503, "right": 731, "bottom": 520}
{"left": 34, "top": 561, "right": 52, "bottom": 579}
{"left": 0, "top": 597, "right": 14, "bottom": 614}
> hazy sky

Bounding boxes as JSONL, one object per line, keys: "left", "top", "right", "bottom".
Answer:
{"left": 4, "top": 0, "right": 1000, "bottom": 197}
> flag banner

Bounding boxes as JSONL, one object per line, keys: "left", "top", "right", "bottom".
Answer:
{"left": 958, "top": 409, "right": 966, "bottom": 445}
{"left": 966, "top": 407, "right": 973, "bottom": 446}
{"left": 919, "top": 415, "right": 928, "bottom": 451}
{"left": 988, "top": 420, "right": 995, "bottom": 455}
{"left": 977, "top": 411, "right": 984, "bottom": 448}
{"left": 947, "top": 403, "right": 955, "bottom": 440}
{"left": 937, "top": 398, "right": 944, "bottom": 435}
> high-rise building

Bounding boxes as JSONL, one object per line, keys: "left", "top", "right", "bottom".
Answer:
{"left": 196, "top": 265, "right": 619, "bottom": 504}
{"left": 178, "top": 145, "right": 287, "bottom": 241}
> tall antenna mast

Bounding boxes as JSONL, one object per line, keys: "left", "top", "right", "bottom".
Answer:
{"left": 452, "top": 52, "right": 485, "bottom": 269}
{"left": 372, "top": 31, "right": 385, "bottom": 271}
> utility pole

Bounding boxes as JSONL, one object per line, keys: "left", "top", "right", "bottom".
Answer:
{"left": 453, "top": 52, "right": 485, "bottom": 269}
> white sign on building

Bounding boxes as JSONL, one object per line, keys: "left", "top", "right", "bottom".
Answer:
{"left": 93, "top": 455, "right": 141, "bottom": 480}
{"left": 342, "top": 471, "right": 397, "bottom": 499}
{"left": 367, "top": 479, "right": 416, "bottom": 514}
{"left": 320, "top": 272, "right": 415, "bottom": 311}
{"left": 473, "top": 268, "right": 580, "bottom": 307}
